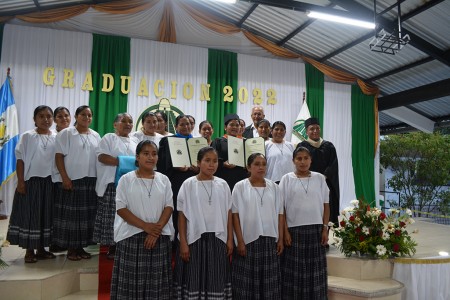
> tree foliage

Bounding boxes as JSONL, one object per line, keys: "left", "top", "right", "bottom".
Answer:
{"left": 380, "top": 132, "right": 450, "bottom": 215}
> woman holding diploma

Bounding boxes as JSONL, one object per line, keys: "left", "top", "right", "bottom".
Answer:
{"left": 157, "top": 115, "right": 199, "bottom": 240}
{"left": 110, "top": 140, "right": 174, "bottom": 299}
{"left": 173, "top": 147, "right": 233, "bottom": 299}
{"left": 211, "top": 113, "right": 248, "bottom": 191}
{"left": 231, "top": 153, "right": 284, "bottom": 299}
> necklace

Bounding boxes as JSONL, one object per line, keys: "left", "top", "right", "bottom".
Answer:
{"left": 137, "top": 171, "right": 154, "bottom": 198}
{"left": 250, "top": 179, "right": 266, "bottom": 206}
{"left": 199, "top": 177, "right": 213, "bottom": 205}
{"left": 38, "top": 133, "right": 51, "bottom": 150}
{"left": 119, "top": 136, "right": 131, "bottom": 155}
{"left": 274, "top": 142, "right": 284, "bottom": 155}
{"left": 79, "top": 133, "right": 90, "bottom": 149}
{"left": 296, "top": 173, "right": 310, "bottom": 194}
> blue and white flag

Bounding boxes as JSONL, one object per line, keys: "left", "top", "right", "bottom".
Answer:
{"left": 0, "top": 76, "right": 19, "bottom": 188}
{"left": 291, "top": 98, "right": 311, "bottom": 145}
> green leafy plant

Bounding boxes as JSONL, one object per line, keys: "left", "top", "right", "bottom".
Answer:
{"left": 331, "top": 200, "right": 417, "bottom": 259}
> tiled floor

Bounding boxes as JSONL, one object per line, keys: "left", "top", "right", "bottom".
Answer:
{"left": 0, "top": 217, "right": 449, "bottom": 299}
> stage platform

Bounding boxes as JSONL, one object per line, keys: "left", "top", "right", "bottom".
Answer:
{"left": 0, "top": 218, "right": 449, "bottom": 299}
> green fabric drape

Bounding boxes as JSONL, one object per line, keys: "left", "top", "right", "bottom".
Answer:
{"left": 206, "top": 49, "right": 238, "bottom": 139}
{"left": 305, "top": 63, "right": 324, "bottom": 136}
{"left": 351, "top": 85, "right": 376, "bottom": 205}
{"left": 88, "top": 34, "right": 130, "bottom": 136}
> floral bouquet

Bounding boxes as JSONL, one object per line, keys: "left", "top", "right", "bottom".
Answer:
{"left": 330, "top": 199, "right": 417, "bottom": 259}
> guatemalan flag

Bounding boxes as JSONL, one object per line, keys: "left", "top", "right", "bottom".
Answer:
{"left": 0, "top": 75, "right": 19, "bottom": 188}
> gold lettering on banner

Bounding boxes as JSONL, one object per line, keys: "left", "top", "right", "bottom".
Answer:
{"left": 43, "top": 67, "right": 55, "bottom": 86}
{"left": 267, "top": 88, "right": 277, "bottom": 104}
{"left": 253, "top": 88, "right": 262, "bottom": 105}
{"left": 138, "top": 78, "right": 149, "bottom": 96}
{"left": 170, "top": 81, "right": 177, "bottom": 99}
{"left": 238, "top": 87, "right": 248, "bottom": 104}
{"left": 62, "top": 68, "right": 75, "bottom": 88}
{"left": 154, "top": 80, "right": 164, "bottom": 97}
{"left": 200, "top": 84, "right": 210, "bottom": 101}
{"left": 223, "top": 86, "right": 233, "bottom": 102}
{"left": 102, "top": 74, "right": 114, "bottom": 92}
{"left": 120, "top": 76, "right": 132, "bottom": 94}
{"left": 81, "top": 72, "right": 93, "bottom": 91}
{"left": 183, "top": 82, "right": 193, "bottom": 100}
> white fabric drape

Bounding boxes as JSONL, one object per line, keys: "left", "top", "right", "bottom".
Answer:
{"left": 323, "top": 82, "right": 356, "bottom": 212}
{"left": 0, "top": 24, "right": 92, "bottom": 215}
{"left": 128, "top": 38, "right": 208, "bottom": 134}
{"left": 237, "top": 54, "right": 306, "bottom": 140}
{"left": 393, "top": 260, "right": 450, "bottom": 300}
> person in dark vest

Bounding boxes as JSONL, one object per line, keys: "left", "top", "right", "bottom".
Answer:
{"left": 297, "top": 117, "right": 339, "bottom": 227}
{"left": 242, "top": 105, "right": 265, "bottom": 138}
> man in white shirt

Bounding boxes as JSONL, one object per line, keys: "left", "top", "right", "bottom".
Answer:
{"left": 242, "top": 105, "right": 265, "bottom": 138}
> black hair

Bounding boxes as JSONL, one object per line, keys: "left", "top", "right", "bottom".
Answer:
{"left": 293, "top": 146, "right": 311, "bottom": 160}
{"left": 257, "top": 119, "right": 270, "bottom": 127}
{"left": 271, "top": 121, "right": 286, "bottom": 130}
{"left": 33, "top": 105, "right": 53, "bottom": 127}
{"left": 247, "top": 152, "right": 266, "bottom": 167}
{"left": 142, "top": 111, "right": 157, "bottom": 122}
{"left": 197, "top": 146, "right": 217, "bottom": 162}
{"left": 198, "top": 120, "right": 214, "bottom": 131}
{"left": 53, "top": 106, "right": 70, "bottom": 118}
{"left": 175, "top": 114, "right": 189, "bottom": 127}
{"left": 239, "top": 119, "right": 246, "bottom": 126}
{"left": 114, "top": 112, "right": 133, "bottom": 123}
{"left": 155, "top": 110, "right": 168, "bottom": 123}
{"left": 135, "top": 140, "right": 158, "bottom": 167}
{"left": 186, "top": 115, "right": 196, "bottom": 124}
{"left": 74, "top": 105, "right": 92, "bottom": 126}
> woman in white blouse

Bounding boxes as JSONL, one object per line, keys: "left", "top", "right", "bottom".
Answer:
{"left": 280, "top": 146, "right": 330, "bottom": 299}
{"left": 110, "top": 140, "right": 173, "bottom": 299}
{"left": 130, "top": 111, "right": 163, "bottom": 146}
{"left": 93, "top": 112, "right": 138, "bottom": 259}
{"left": 265, "top": 121, "right": 295, "bottom": 183}
{"left": 231, "top": 153, "right": 284, "bottom": 299}
{"left": 7, "top": 106, "right": 57, "bottom": 263}
{"left": 54, "top": 105, "right": 101, "bottom": 261}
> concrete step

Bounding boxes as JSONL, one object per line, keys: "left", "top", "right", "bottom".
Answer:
{"left": 328, "top": 276, "right": 404, "bottom": 300}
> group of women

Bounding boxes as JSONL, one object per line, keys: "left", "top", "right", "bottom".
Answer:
{"left": 7, "top": 106, "right": 329, "bottom": 300}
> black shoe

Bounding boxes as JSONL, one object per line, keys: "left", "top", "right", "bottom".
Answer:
{"left": 49, "top": 244, "right": 67, "bottom": 253}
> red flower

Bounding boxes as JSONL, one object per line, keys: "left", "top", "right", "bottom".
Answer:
{"left": 366, "top": 205, "right": 371, "bottom": 211}
{"left": 393, "top": 244, "right": 400, "bottom": 252}
{"left": 349, "top": 216, "right": 355, "bottom": 222}
{"left": 395, "top": 230, "right": 401, "bottom": 237}
{"left": 400, "top": 221, "right": 406, "bottom": 228}
{"left": 379, "top": 212, "right": 386, "bottom": 220}
{"left": 340, "top": 221, "right": 346, "bottom": 227}
{"left": 359, "top": 235, "right": 365, "bottom": 241}
{"left": 355, "top": 227, "right": 362, "bottom": 233}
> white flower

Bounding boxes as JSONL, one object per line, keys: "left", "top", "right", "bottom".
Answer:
{"left": 328, "top": 221, "right": 334, "bottom": 227}
{"left": 343, "top": 206, "right": 354, "bottom": 213}
{"left": 376, "top": 245, "right": 387, "bottom": 256}
{"left": 362, "top": 226, "right": 370, "bottom": 235}
{"left": 382, "top": 231, "right": 390, "bottom": 240}
{"left": 332, "top": 237, "right": 342, "bottom": 247}
{"left": 389, "top": 208, "right": 400, "bottom": 215}
{"left": 350, "top": 200, "right": 359, "bottom": 207}
{"left": 405, "top": 208, "right": 412, "bottom": 216}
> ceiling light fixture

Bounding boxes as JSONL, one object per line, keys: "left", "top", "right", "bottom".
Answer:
{"left": 307, "top": 11, "right": 376, "bottom": 29}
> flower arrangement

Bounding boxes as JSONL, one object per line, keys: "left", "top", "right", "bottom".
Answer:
{"left": 330, "top": 199, "right": 417, "bottom": 259}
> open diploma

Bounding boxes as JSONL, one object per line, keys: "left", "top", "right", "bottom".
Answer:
{"left": 167, "top": 137, "right": 209, "bottom": 168}
{"left": 227, "top": 136, "right": 265, "bottom": 167}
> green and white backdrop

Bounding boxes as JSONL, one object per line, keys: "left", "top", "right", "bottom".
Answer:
{"left": 0, "top": 24, "right": 377, "bottom": 216}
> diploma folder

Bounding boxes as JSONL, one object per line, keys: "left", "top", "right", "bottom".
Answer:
{"left": 227, "top": 136, "right": 265, "bottom": 168}
{"left": 167, "top": 137, "right": 209, "bottom": 168}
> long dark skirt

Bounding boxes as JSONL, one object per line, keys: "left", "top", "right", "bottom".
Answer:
{"left": 232, "top": 236, "right": 281, "bottom": 300}
{"left": 7, "top": 176, "right": 54, "bottom": 249}
{"left": 282, "top": 224, "right": 327, "bottom": 300}
{"left": 173, "top": 233, "right": 232, "bottom": 299}
{"left": 110, "top": 232, "right": 172, "bottom": 300}
{"left": 52, "top": 177, "right": 97, "bottom": 248}
{"left": 93, "top": 183, "right": 115, "bottom": 245}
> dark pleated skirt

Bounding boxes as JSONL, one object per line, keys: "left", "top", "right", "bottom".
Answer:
{"left": 93, "top": 183, "right": 116, "bottom": 245}
{"left": 232, "top": 236, "right": 281, "bottom": 300}
{"left": 282, "top": 224, "right": 327, "bottom": 300}
{"left": 7, "top": 176, "right": 54, "bottom": 249}
{"left": 110, "top": 232, "right": 172, "bottom": 300}
{"left": 173, "top": 232, "right": 232, "bottom": 299}
{"left": 52, "top": 177, "right": 97, "bottom": 248}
